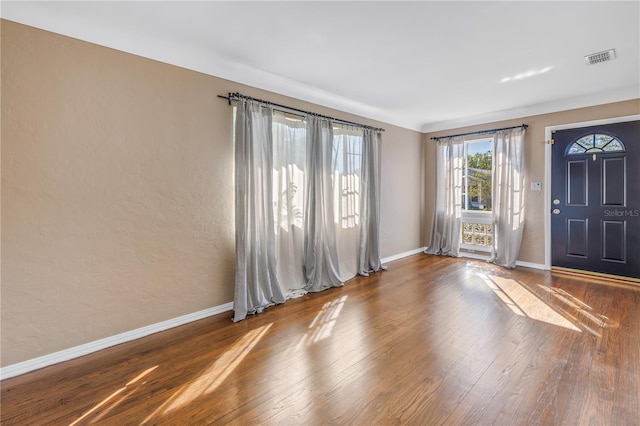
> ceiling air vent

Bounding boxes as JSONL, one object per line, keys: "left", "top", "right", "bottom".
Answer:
{"left": 584, "top": 49, "right": 616, "bottom": 65}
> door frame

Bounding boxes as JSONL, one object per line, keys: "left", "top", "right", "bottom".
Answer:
{"left": 544, "top": 114, "right": 640, "bottom": 270}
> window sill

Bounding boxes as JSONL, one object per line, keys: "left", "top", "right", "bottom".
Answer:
{"left": 460, "top": 244, "right": 492, "bottom": 253}
{"left": 461, "top": 210, "right": 492, "bottom": 223}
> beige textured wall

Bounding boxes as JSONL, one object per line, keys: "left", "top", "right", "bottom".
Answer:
{"left": 423, "top": 99, "right": 640, "bottom": 265}
{"left": 379, "top": 126, "right": 423, "bottom": 257}
{"left": 1, "top": 20, "right": 422, "bottom": 366}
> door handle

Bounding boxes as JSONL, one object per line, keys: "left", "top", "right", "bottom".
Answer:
{"left": 553, "top": 209, "right": 561, "bottom": 215}
{"left": 553, "top": 199, "right": 560, "bottom": 205}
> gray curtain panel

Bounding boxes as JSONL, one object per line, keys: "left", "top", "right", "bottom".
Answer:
{"left": 304, "top": 116, "right": 344, "bottom": 292}
{"left": 426, "top": 136, "right": 464, "bottom": 256}
{"left": 233, "top": 100, "right": 286, "bottom": 322}
{"left": 358, "top": 129, "right": 383, "bottom": 276}
{"left": 490, "top": 127, "right": 526, "bottom": 268}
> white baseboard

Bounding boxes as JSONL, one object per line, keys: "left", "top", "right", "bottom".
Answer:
{"left": 381, "top": 247, "right": 426, "bottom": 264}
{"left": 0, "top": 302, "right": 234, "bottom": 380}
{"left": 515, "top": 260, "right": 548, "bottom": 270}
{"left": 460, "top": 252, "right": 547, "bottom": 270}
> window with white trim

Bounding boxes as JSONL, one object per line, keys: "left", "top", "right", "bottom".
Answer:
{"left": 461, "top": 138, "right": 493, "bottom": 251}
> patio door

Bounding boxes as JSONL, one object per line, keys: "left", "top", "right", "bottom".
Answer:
{"left": 550, "top": 120, "right": 640, "bottom": 280}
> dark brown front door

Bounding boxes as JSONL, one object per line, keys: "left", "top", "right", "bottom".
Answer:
{"left": 551, "top": 120, "right": 640, "bottom": 279}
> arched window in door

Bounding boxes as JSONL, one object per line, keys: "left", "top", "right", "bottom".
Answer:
{"left": 566, "top": 133, "right": 625, "bottom": 155}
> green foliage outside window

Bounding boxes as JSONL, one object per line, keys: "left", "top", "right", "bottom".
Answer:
{"left": 467, "top": 151, "right": 492, "bottom": 211}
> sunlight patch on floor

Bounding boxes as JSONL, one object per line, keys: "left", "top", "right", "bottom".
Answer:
{"left": 478, "top": 273, "right": 581, "bottom": 332}
{"left": 69, "top": 365, "right": 158, "bottom": 425}
{"left": 537, "top": 285, "right": 618, "bottom": 335}
{"left": 296, "top": 295, "right": 347, "bottom": 348}
{"left": 142, "top": 323, "right": 272, "bottom": 423}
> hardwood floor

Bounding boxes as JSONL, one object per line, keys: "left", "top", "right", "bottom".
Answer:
{"left": 2, "top": 254, "right": 639, "bottom": 425}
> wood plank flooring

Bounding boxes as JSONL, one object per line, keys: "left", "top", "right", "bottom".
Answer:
{"left": 2, "top": 254, "right": 639, "bottom": 425}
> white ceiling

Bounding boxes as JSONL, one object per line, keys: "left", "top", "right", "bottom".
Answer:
{"left": 2, "top": 1, "right": 639, "bottom": 132}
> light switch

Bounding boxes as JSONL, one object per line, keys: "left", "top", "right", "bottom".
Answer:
{"left": 530, "top": 181, "right": 541, "bottom": 191}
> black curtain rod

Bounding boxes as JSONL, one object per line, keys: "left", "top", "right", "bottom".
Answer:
{"left": 218, "top": 92, "right": 385, "bottom": 132}
{"left": 430, "top": 124, "right": 528, "bottom": 141}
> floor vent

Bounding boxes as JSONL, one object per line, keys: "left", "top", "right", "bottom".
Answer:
{"left": 584, "top": 49, "right": 616, "bottom": 65}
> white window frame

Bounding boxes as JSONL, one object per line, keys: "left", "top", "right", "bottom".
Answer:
{"left": 460, "top": 137, "right": 494, "bottom": 252}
